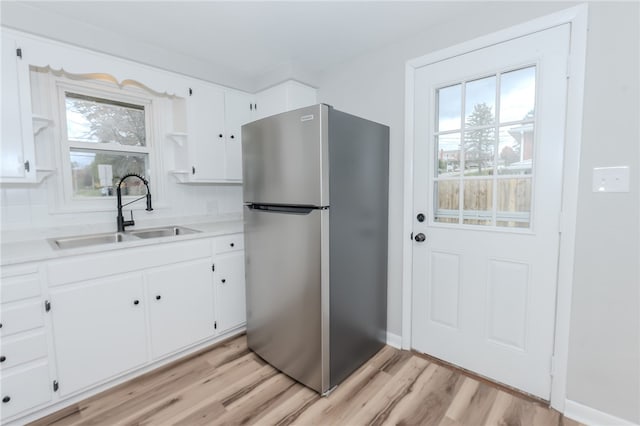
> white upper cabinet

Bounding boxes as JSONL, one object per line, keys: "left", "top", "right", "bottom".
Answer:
{"left": 224, "top": 91, "right": 253, "bottom": 181}
{"left": 187, "top": 83, "right": 227, "bottom": 181}
{"left": 1, "top": 34, "right": 36, "bottom": 182}
{"left": 253, "top": 80, "right": 317, "bottom": 121}
{"left": 175, "top": 85, "right": 252, "bottom": 183}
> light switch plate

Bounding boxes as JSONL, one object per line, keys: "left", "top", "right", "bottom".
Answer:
{"left": 592, "top": 166, "right": 630, "bottom": 192}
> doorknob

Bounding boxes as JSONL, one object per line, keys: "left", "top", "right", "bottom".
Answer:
{"left": 416, "top": 213, "right": 425, "bottom": 222}
{"left": 414, "top": 233, "right": 426, "bottom": 242}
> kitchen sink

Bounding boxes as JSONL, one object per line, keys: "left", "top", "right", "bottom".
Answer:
{"left": 128, "top": 226, "right": 200, "bottom": 239}
{"left": 49, "top": 226, "right": 201, "bottom": 249}
{"left": 50, "top": 232, "right": 136, "bottom": 250}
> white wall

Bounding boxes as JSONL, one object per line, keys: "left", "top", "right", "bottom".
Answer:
{"left": 317, "top": 2, "right": 639, "bottom": 423}
{"left": 566, "top": 3, "right": 640, "bottom": 422}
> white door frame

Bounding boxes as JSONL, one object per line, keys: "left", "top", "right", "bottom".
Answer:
{"left": 401, "top": 4, "right": 588, "bottom": 411}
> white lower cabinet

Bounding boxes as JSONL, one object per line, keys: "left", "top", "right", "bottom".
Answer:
{"left": 147, "top": 258, "right": 216, "bottom": 359}
{"left": 49, "top": 273, "right": 148, "bottom": 396}
{"left": 215, "top": 250, "right": 246, "bottom": 333}
{"left": 0, "top": 362, "right": 51, "bottom": 419}
{"left": 3, "top": 234, "right": 247, "bottom": 424}
{"left": 0, "top": 264, "right": 52, "bottom": 423}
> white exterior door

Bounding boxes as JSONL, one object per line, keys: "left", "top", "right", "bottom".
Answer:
{"left": 411, "top": 24, "right": 570, "bottom": 399}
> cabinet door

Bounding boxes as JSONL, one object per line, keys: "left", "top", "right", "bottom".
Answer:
{"left": 215, "top": 251, "right": 246, "bottom": 332}
{"left": 0, "top": 362, "right": 51, "bottom": 421}
{"left": 1, "top": 34, "right": 35, "bottom": 182}
{"left": 50, "top": 273, "right": 147, "bottom": 395}
{"left": 254, "top": 84, "right": 288, "bottom": 121}
{"left": 188, "top": 83, "right": 226, "bottom": 181}
{"left": 224, "top": 91, "right": 252, "bottom": 181}
{"left": 146, "top": 258, "right": 215, "bottom": 359}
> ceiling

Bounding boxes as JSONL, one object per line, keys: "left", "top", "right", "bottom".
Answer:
{"left": 2, "top": 2, "right": 523, "bottom": 92}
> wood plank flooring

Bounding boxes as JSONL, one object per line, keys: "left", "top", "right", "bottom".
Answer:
{"left": 31, "top": 335, "right": 582, "bottom": 426}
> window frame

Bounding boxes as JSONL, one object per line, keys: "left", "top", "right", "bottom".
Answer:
{"left": 431, "top": 64, "right": 538, "bottom": 231}
{"left": 47, "top": 75, "right": 165, "bottom": 213}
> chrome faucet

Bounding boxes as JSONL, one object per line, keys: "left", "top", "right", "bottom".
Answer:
{"left": 116, "top": 173, "right": 153, "bottom": 232}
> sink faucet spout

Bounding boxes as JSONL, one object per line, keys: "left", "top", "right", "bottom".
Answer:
{"left": 116, "top": 173, "right": 153, "bottom": 232}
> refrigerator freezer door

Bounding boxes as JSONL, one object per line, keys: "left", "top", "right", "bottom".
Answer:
{"left": 244, "top": 205, "right": 329, "bottom": 393}
{"left": 242, "top": 104, "right": 329, "bottom": 207}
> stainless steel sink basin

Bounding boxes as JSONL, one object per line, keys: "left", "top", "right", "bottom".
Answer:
{"left": 50, "top": 232, "right": 136, "bottom": 250}
{"left": 128, "top": 226, "right": 200, "bottom": 239}
{"left": 49, "top": 226, "right": 201, "bottom": 249}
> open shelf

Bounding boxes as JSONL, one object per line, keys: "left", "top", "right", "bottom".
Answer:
{"left": 167, "top": 132, "right": 188, "bottom": 147}
{"left": 32, "top": 115, "right": 53, "bottom": 136}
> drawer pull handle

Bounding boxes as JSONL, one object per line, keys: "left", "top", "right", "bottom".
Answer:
{"left": 2, "top": 396, "right": 10, "bottom": 403}
{"left": 156, "top": 295, "right": 162, "bottom": 300}
{"left": 221, "top": 279, "right": 226, "bottom": 283}
{"left": 0, "top": 356, "right": 5, "bottom": 363}
{"left": 133, "top": 300, "right": 140, "bottom": 306}
{"left": 0, "top": 323, "right": 3, "bottom": 328}
{"left": 230, "top": 242, "right": 235, "bottom": 247}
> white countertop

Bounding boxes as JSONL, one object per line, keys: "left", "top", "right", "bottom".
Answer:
{"left": 0, "top": 217, "right": 244, "bottom": 266}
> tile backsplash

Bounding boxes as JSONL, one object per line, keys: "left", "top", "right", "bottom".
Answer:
{"left": 1, "top": 178, "right": 243, "bottom": 238}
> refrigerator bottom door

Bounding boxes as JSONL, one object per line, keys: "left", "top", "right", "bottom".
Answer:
{"left": 244, "top": 205, "right": 329, "bottom": 393}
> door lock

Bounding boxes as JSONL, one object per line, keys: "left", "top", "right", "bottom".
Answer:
{"left": 416, "top": 213, "right": 425, "bottom": 222}
{"left": 414, "top": 233, "right": 426, "bottom": 242}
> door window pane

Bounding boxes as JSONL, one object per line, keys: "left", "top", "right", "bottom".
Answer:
{"left": 434, "top": 180, "right": 459, "bottom": 224}
{"left": 499, "top": 67, "right": 536, "bottom": 123}
{"left": 437, "top": 84, "right": 462, "bottom": 132}
{"left": 496, "top": 178, "right": 531, "bottom": 228}
{"left": 463, "top": 129, "right": 495, "bottom": 176}
{"left": 65, "top": 92, "right": 146, "bottom": 146}
{"left": 465, "top": 76, "right": 496, "bottom": 125}
{"left": 498, "top": 124, "right": 533, "bottom": 175}
{"left": 70, "top": 150, "right": 148, "bottom": 198}
{"left": 463, "top": 179, "right": 492, "bottom": 225}
{"left": 436, "top": 133, "right": 461, "bottom": 177}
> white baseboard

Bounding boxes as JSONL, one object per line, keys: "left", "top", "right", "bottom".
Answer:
{"left": 564, "top": 399, "right": 639, "bottom": 426}
{"left": 386, "top": 331, "right": 402, "bottom": 349}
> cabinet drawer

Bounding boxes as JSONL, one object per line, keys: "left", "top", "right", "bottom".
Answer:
{"left": 1, "top": 274, "right": 41, "bottom": 303}
{"left": 0, "top": 301, "right": 44, "bottom": 337}
{"left": 0, "top": 362, "right": 51, "bottom": 420}
{"left": 216, "top": 234, "right": 244, "bottom": 253}
{"left": 0, "top": 331, "right": 48, "bottom": 370}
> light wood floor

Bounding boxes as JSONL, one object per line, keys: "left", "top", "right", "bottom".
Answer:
{"left": 31, "top": 334, "right": 582, "bottom": 426}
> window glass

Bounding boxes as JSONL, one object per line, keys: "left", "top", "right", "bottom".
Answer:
{"left": 434, "top": 180, "right": 459, "bottom": 224}
{"left": 435, "top": 133, "right": 461, "bottom": 177}
{"left": 465, "top": 76, "right": 496, "bottom": 125}
{"left": 432, "top": 66, "right": 536, "bottom": 230}
{"left": 65, "top": 92, "right": 146, "bottom": 146}
{"left": 70, "top": 150, "right": 147, "bottom": 198}
{"left": 499, "top": 67, "right": 535, "bottom": 123}
{"left": 437, "top": 84, "right": 462, "bottom": 132}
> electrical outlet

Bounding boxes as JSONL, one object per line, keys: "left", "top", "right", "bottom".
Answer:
{"left": 592, "top": 166, "right": 630, "bottom": 193}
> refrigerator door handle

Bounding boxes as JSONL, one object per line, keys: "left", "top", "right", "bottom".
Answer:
{"left": 246, "top": 204, "right": 322, "bottom": 215}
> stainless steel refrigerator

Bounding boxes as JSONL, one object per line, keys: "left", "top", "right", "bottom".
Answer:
{"left": 242, "top": 104, "right": 389, "bottom": 395}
